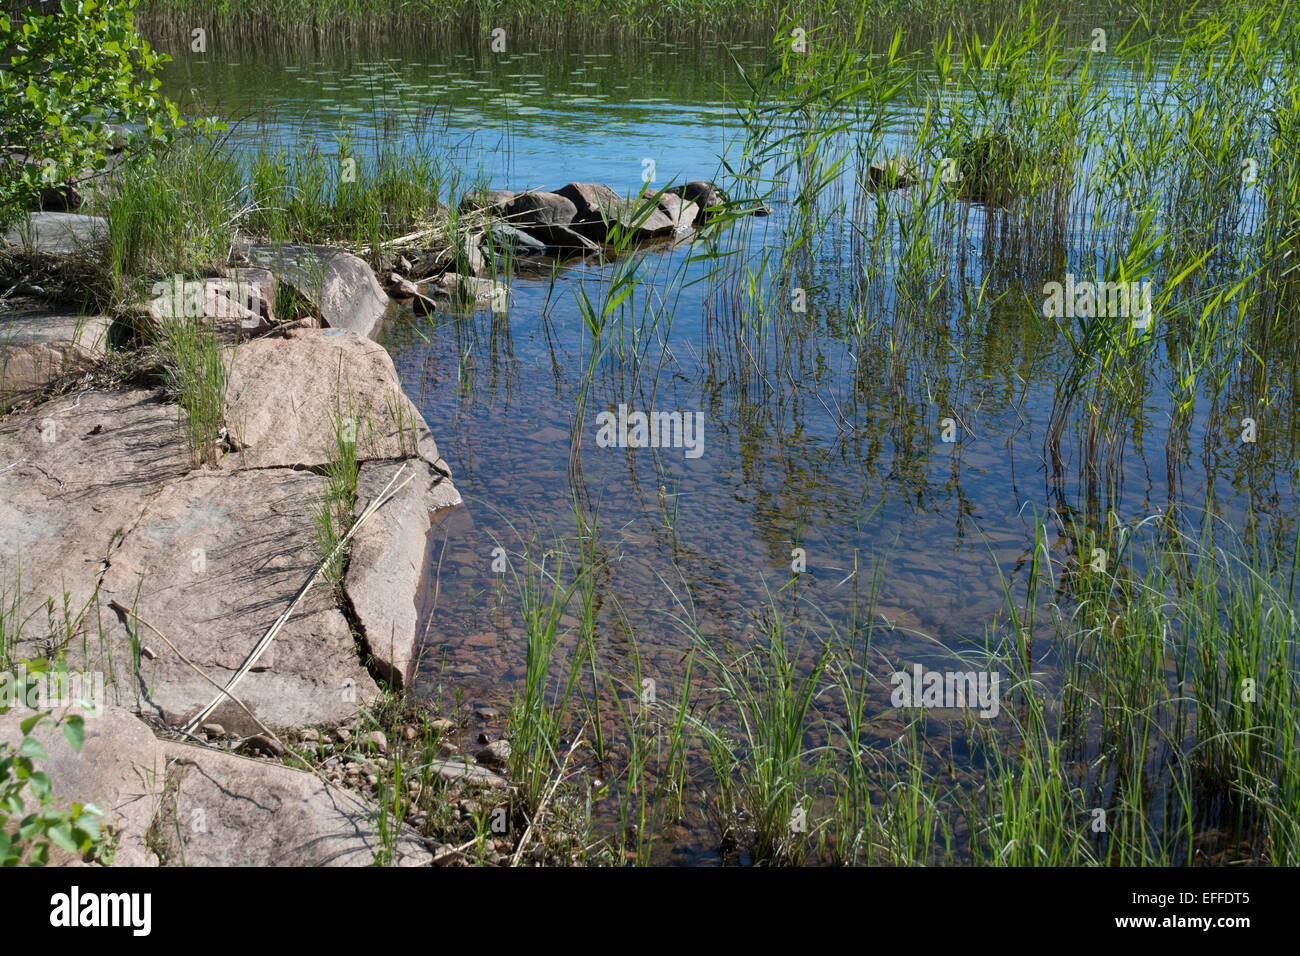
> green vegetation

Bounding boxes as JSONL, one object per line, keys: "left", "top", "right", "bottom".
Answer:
{"left": 6, "top": 0, "right": 1299, "bottom": 867}
{"left": 0, "top": 0, "right": 184, "bottom": 227}
{"left": 0, "top": 699, "right": 108, "bottom": 866}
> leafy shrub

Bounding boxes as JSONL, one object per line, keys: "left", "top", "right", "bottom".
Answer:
{"left": 0, "top": 700, "right": 105, "bottom": 866}
{"left": 0, "top": 0, "right": 182, "bottom": 226}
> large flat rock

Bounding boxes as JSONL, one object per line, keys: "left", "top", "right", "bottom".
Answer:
{"left": 224, "top": 327, "right": 446, "bottom": 470}
{"left": 96, "top": 468, "right": 380, "bottom": 733}
{"left": 345, "top": 459, "right": 462, "bottom": 689}
{"left": 2, "top": 212, "right": 107, "bottom": 255}
{"left": 0, "top": 390, "right": 191, "bottom": 622}
{"left": 240, "top": 243, "right": 387, "bottom": 339}
{"left": 1, "top": 308, "right": 113, "bottom": 410}
{"left": 155, "top": 742, "right": 432, "bottom": 866}
{"left": 0, "top": 704, "right": 167, "bottom": 866}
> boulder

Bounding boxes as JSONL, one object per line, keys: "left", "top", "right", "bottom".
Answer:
{"left": 223, "top": 328, "right": 447, "bottom": 470}
{"left": 866, "top": 155, "right": 923, "bottom": 191}
{"left": 154, "top": 742, "right": 432, "bottom": 866}
{"left": 2, "top": 212, "right": 107, "bottom": 256}
{"left": 0, "top": 704, "right": 168, "bottom": 867}
{"left": 428, "top": 757, "right": 507, "bottom": 788}
{"left": 458, "top": 189, "right": 516, "bottom": 215}
{"left": 666, "top": 181, "right": 729, "bottom": 220}
{"left": 554, "top": 183, "right": 674, "bottom": 242}
{"left": 386, "top": 273, "right": 420, "bottom": 298}
{"left": 38, "top": 182, "right": 84, "bottom": 212}
{"left": 646, "top": 190, "right": 701, "bottom": 233}
{"left": 501, "top": 190, "right": 577, "bottom": 228}
{"left": 239, "top": 243, "right": 387, "bottom": 340}
{"left": 476, "top": 738, "right": 511, "bottom": 767}
{"left": 132, "top": 274, "right": 274, "bottom": 342}
{"left": 344, "top": 460, "right": 461, "bottom": 690}
{"left": 224, "top": 267, "right": 277, "bottom": 323}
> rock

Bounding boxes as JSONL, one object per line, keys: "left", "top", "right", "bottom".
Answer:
{"left": 666, "top": 181, "right": 731, "bottom": 223}
{"left": 403, "top": 725, "right": 417, "bottom": 741}
{"left": 243, "top": 732, "right": 284, "bottom": 757}
{"left": 428, "top": 757, "right": 507, "bottom": 788}
{"left": 430, "top": 272, "right": 511, "bottom": 308}
{"left": 2, "top": 212, "right": 107, "bottom": 255}
{"left": 200, "top": 722, "right": 227, "bottom": 739}
{"left": 102, "top": 124, "right": 132, "bottom": 151}
{"left": 524, "top": 425, "right": 569, "bottom": 444}
{"left": 411, "top": 290, "right": 438, "bottom": 316}
{"left": 38, "top": 182, "right": 84, "bottom": 212}
{"left": 239, "top": 243, "right": 387, "bottom": 340}
{"left": 481, "top": 222, "right": 547, "bottom": 258}
{"left": 458, "top": 189, "right": 516, "bottom": 215}
{"left": 223, "top": 329, "right": 446, "bottom": 469}
{"left": 554, "top": 183, "right": 674, "bottom": 242}
{"left": 866, "top": 155, "right": 923, "bottom": 191}
{"left": 474, "top": 706, "right": 499, "bottom": 720}
{"left": 154, "top": 742, "right": 431, "bottom": 865}
{"left": 0, "top": 704, "right": 167, "bottom": 866}
{"left": 366, "top": 730, "right": 388, "bottom": 754}
{"left": 386, "top": 273, "right": 419, "bottom": 298}
{"left": 300, "top": 728, "right": 320, "bottom": 743}
{"left": 476, "top": 739, "right": 511, "bottom": 767}
{"left": 428, "top": 718, "right": 455, "bottom": 734}
{"left": 386, "top": 272, "right": 437, "bottom": 313}
{"left": 0, "top": 308, "right": 113, "bottom": 411}
{"left": 646, "top": 189, "right": 701, "bottom": 233}
{"left": 396, "top": 255, "right": 413, "bottom": 274}
{"left": 133, "top": 275, "right": 274, "bottom": 342}
{"left": 335, "top": 727, "right": 352, "bottom": 744}
{"left": 518, "top": 223, "right": 600, "bottom": 257}
{"left": 95, "top": 467, "right": 381, "bottom": 733}
{"left": 0, "top": 390, "right": 191, "bottom": 621}
{"left": 501, "top": 190, "right": 576, "bottom": 228}
{"left": 345, "top": 460, "right": 462, "bottom": 690}
{"left": 225, "top": 268, "right": 277, "bottom": 322}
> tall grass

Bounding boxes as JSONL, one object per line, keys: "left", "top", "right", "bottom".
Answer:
{"left": 242, "top": 135, "right": 453, "bottom": 252}
{"left": 153, "top": 311, "right": 232, "bottom": 467}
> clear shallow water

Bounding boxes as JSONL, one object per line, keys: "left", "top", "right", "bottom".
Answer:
{"left": 163, "top": 35, "right": 1300, "bottom": 862}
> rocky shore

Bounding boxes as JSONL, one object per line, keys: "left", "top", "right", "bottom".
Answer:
{"left": 0, "top": 178, "right": 751, "bottom": 865}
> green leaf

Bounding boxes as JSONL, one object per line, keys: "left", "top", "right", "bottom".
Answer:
{"left": 62, "top": 716, "right": 85, "bottom": 753}
{"left": 28, "top": 771, "right": 51, "bottom": 801}
{"left": 18, "top": 714, "right": 45, "bottom": 736}
{"left": 18, "top": 737, "right": 47, "bottom": 761}
{"left": 47, "top": 822, "right": 78, "bottom": 853}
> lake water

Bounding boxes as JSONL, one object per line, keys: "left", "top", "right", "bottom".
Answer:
{"left": 160, "top": 32, "right": 1300, "bottom": 863}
